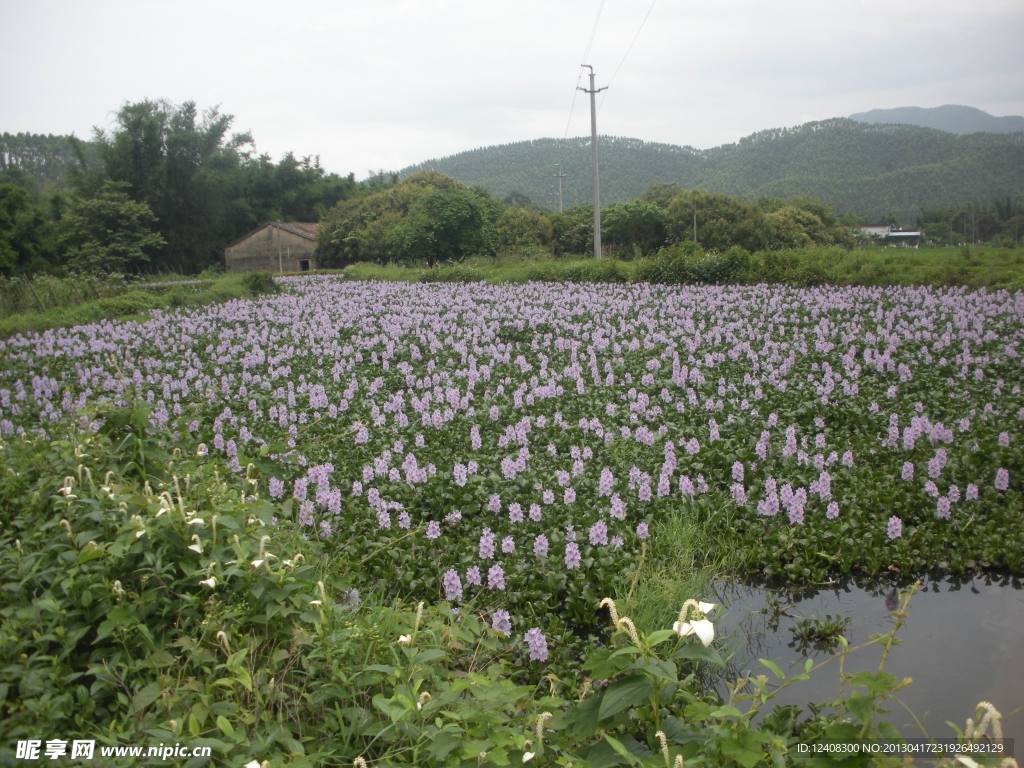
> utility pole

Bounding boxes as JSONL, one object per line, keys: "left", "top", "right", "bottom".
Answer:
{"left": 553, "top": 164, "right": 567, "bottom": 214}
{"left": 578, "top": 65, "right": 607, "bottom": 259}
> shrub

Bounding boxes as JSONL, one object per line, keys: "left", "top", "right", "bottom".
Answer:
{"left": 418, "top": 265, "right": 485, "bottom": 283}
{"left": 636, "top": 242, "right": 749, "bottom": 285}
{"left": 240, "top": 271, "right": 280, "bottom": 295}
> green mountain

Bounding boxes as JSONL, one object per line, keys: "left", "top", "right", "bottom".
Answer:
{"left": 399, "top": 119, "right": 1024, "bottom": 222}
{"left": 849, "top": 105, "right": 1024, "bottom": 135}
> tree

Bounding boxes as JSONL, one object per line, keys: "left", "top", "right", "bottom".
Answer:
{"left": 494, "top": 207, "right": 553, "bottom": 254}
{"left": 403, "top": 186, "right": 487, "bottom": 266}
{"left": 0, "top": 184, "right": 53, "bottom": 275}
{"left": 60, "top": 182, "right": 165, "bottom": 272}
{"left": 602, "top": 200, "right": 667, "bottom": 256}
{"left": 551, "top": 206, "right": 593, "bottom": 255}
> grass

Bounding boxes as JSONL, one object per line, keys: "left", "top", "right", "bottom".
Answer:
{"left": 338, "top": 245, "right": 1024, "bottom": 289}
{"left": 0, "top": 272, "right": 276, "bottom": 337}
{"left": 617, "top": 499, "right": 745, "bottom": 634}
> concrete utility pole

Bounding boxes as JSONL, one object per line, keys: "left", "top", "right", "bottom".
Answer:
{"left": 578, "top": 65, "right": 607, "bottom": 259}
{"left": 553, "top": 164, "right": 567, "bottom": 214}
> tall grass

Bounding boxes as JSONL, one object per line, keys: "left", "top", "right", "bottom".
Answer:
{"left": 0, "top": 273, "right": 274, "bottom": 337}
{"left": 338, "top": 245, "right": 1024, "bottom": 289}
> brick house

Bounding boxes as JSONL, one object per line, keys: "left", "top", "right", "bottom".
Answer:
{"left": 224, "top": 222, "right": 319, "bottom": 272}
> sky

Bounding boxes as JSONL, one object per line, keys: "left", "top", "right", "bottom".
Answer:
{"left": 4, "top": 0, "right": 1023, "bottom": 178}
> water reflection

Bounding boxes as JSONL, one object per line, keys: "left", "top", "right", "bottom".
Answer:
{"left": 713, "top": 576, "right": 1024, "bottom": 737}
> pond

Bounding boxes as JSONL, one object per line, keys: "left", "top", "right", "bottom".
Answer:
{"left": 714, "top": 577, "right": 1024, "bottom": 738}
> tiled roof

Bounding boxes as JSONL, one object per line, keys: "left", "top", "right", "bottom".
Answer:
{"left": 225, "top": 221, "right": 320, "bottom": 249}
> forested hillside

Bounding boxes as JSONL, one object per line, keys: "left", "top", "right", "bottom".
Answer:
{"left": 399, "top": 119, "right": 1024, "bottom": 221}
{"left": 849, "top": 104, "right": 1024, "bottom": 135}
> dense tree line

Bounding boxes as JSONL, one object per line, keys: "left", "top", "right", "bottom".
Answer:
{"left": 0, "top": 101, "right": 359, "bottom": 275}
{"left": 397, "top": 120, "right": 1024, "bottom": 223}
{"left": 317, "top": 173, "right": 852, "bottom": 266}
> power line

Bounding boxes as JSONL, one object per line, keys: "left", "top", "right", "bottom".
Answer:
{"left": 600, "top": 0, "right": 657, "bottom": 108}
{"left": 562, "top": 0, "right": 606, "bottom": 139}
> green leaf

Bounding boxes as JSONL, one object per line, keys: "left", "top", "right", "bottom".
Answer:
{"left": 414, "top": 648, "right": 447, "bottom": 664}
{"left": 131, "top": 682, "right": 161, "bottom": 713}
{"left": 597, "top": 675, "right": 653, "bottom": 721}
{"left": 215, "top": 715, "right": 235, "bottom": 738}
{"left": 646, "top": 629, "right": 677, "bottom": 647}
{"left": 759, "top": 658, "right": 785, "bottom": 680}
{"left": 603, "top": 734, "right": 641, "bottom": 766}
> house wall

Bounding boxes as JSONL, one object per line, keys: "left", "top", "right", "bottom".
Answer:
{"left": 225, "top": 226, "right": 317, "bottom": 272}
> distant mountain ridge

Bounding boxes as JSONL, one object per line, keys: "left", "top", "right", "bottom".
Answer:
{"left": 399, "top": 118, "right": 1024, "bottom": 222}
{"left": 849, "top": 105, "right": 1024, "bottom": 135}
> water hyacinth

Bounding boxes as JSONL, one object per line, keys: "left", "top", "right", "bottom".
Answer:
{"left": 524, "top": 627, "right": 549, "bottom": 662}
{"left": 1, "top": 276, "right": 1021, "bottom": 652}
{"left": 491, "top": 609, "right": 512, "bottom": 637}
{"left": 442, "top": 568, "right": 462, "bottom": 602}
{"left": 564, "top": 541, "right": 582, "bottom": 570}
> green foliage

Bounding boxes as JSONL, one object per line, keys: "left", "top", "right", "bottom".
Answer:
{"left": 1, "top": 420, "right": 1001, "bottom": 766}
{"left": 240, "top": 271, "right": 280, "bottom": 295}
{"left": 636, "top": 243, "right": 750, "bottom": 284}
{"left": 0, "top": 183, "right": 53, "bottom": 274}
{"left": 59, "top": 182, "right": 165, "bottom": 272}
{"left": 552, "top": 205, "right": 594, "bottom": 255}
{"left": 2, "top": 101, "right": 360, "bottom": 276}
{"left": 396, "top": 122, "right": 1024, "bottom": 223}
{"left": 602, "top": 199, "right": 667, "bottom": 256}
{"left": 493, "top": 206, "right": 553, "bottom": 254}
{"left": 342, "top": 245, "right": 1024, "bottom": 290}
{"left": 0, "top": 273, "right": 258, "bottom": 337}
{"left": 790, "top": 615, "right": 852, "bottom": 654}
{"left": 319, "top": 173, "right": 496, "bottom": 267}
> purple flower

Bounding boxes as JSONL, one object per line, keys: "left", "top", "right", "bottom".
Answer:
{"left": 491, "top": 609, "right": 512, "bottom": 637}
{"left": 465, "top": 566, "right": 482, "bottom": 586}
{"left": 995, "top": 468, "right": 1010, "bottom": 491}
{"left": 479, "top": 528, "right": 496, "bottom": 560}
{"left": 886, "top": 516, "right": 902, "bottom": 540}
{"left": 564, "top": 541, "right": 581, "bottom": 570}
{"left": 826, "top": 501, "right": 840, "bottom": 519}
{"left": 563, "top": 487, "right": 577, "bottom": 504}
{"left": 966, "top": 483, "right": 979, "bottom": 501}
{"left": 731, "top": 483, "right": 747, "bottom": 506}
{"left": 319, "top": 519, "right": 333, "bottom": 538}
{"left": 936, "top": 497, "right": 951, "bottom": 519}
{"left": 501, "top": 535, "right": 515, "bottom": 554}
{"left": 588, "top": 520, "right": 608, "bottom": 546}
{"left": 636, "top": 521, "right": 649, "bottom": 540}
{"left": 533, "top": 534, "right": 549, "bottom": 558}
{"left": 731, "top": 461, "right": 744, "bottom": 483}
{"left": 524, "top": 627, "right": 548, "bottom": 662}
{"left": 269, "top": 477, "right": 284, "bottom": 499}
{"left": 425, "top": 520, "right": 441, "bottom": 540}
{"left": 598, "top": 467, "right": 614, "bottom": 497}
{"left": 487, "top": 563, "right": 506, "bottom": 590}
{"left": 901, "top": 462, "right": 914, "bottom": 481}
{"left": 442, "top": 568, "right": 463, "bottom": 602}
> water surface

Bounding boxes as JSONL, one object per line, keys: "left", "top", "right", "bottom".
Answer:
{"left": 713, "top": 577, "right": 1024, "bottom": 739}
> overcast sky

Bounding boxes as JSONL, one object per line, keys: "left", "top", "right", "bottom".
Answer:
{"left": 4, "top": 0, "right": 1023, "bottom": 178}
